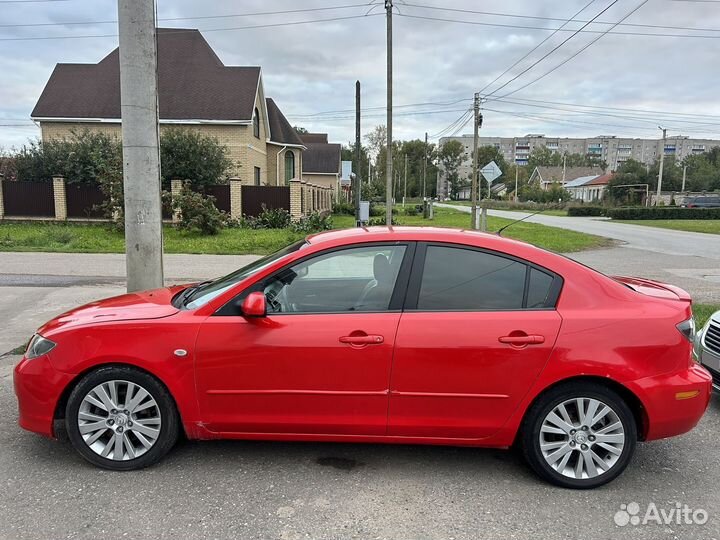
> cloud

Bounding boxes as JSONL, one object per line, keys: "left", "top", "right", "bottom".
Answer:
{"left": 1, "top": 0, "right": 720, "bottom": 149}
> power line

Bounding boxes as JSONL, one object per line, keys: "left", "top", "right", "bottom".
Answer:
{"left": 496, "top": 0, "right": 651, "bottom": 99}
{"left": 484, "top": 0, "right": 619, "bottom": 98}
{"left": 403, "top": 1, "right": 720, "bottom": 33}
{"left": 289, "top": 98, "right": 471, "bottom": 118}
{"left": 478, "top": 0, "right": 597, "bottom": 96}
{"left": 429, "top": 109, "right": 472, "bottom": 139}
{"left": 0, "top": 3, "right": 373, "bottom": 28}
{"left": 395, "top": 12, "right": 720, "bottom": 39}
{"left": 0, "top": 13, "right": 383, "bottom": 41}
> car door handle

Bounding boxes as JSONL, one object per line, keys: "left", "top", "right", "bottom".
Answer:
{"left": 339, "top": 334, "right": 384, "bottom": 345}
{"left": 498, "top": 334, "right": 545, "bottom": 345}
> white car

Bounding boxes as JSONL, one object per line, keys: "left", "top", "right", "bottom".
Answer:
{"left": 696, "top": 311, "right": 720, "bottom": 390}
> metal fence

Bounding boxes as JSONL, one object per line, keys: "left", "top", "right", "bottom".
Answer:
{"left": 241, "top": 185, "right": 290, "bottom": 217}
{"left": 65, "top": 183, "right": 106, "bottom": 218}
{"left": 2, "top": 181, "right": 54, "bottom": 217}
{"left": 205, "top": 184, "right": 231, "bottom": 213}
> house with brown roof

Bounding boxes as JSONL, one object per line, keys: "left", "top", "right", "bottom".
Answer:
{"left": 298, "top": 132, "right": 342, "bottom": 195}
{"left": 31, "top": 28, "right": 304, "bottom": 187}
{"left": 529, "top": 166, "right": 605, "bottom": 190}
{"left": 564, "top": 172, "right": 614, "bottom": 202}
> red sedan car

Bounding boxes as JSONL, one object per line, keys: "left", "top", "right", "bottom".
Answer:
{"left": 14, "top": 227, "right": 711, "bottom": 488}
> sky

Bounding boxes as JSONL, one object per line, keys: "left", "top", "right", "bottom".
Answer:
{"left": 2, "top": 0, "right": 720, "bottom": 151}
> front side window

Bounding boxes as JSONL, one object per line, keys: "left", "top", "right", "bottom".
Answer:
{"left": 417, "top": 246, "right": 532, "bottom": 311}
{"left": 259, "top": 245, "right": 407, "bottom": 313}
{"left": 183, "top": 241, "right": 307, "bottom": 309}
{"left": 254, "top": 166, "right": 261, "bottom": 186}
{"left": 284, "top": 151, "right": 295, "bottom": 183}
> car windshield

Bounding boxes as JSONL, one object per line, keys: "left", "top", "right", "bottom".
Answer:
{"left": 182, "top": 240, "right": 307, "bottom": 309}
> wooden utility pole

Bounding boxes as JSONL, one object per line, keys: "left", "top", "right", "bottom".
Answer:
{"left": 514, "top": 166, "right": 519, "bottom": 202}
{"left": 470, "top": 92, "right": 480, "bottom": 229}
{"left": 385, "top": 0, "right": 393, "bottom": 224}
{"left": 682, "top": 164, "right": 687, "bottom": 192}
{"left": 355, "top": 80, "right": 361, "bottom": 225}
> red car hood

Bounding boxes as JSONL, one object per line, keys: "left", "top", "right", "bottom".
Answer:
{"left": 39, "top": 286, "right": 183, "bottom": 335}
{"left": 612, "top": 276, "right": 692, "bottom": 302}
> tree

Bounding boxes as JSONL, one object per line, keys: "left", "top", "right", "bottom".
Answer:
{"left": 14, "top": 130, "right": 122, "bottom": 184}
{"left": 528, "top": 146, "right": 562, "bottom": 169}
{"left": 364, "top": 125, "right": 387, "bottom": 161}
{"left": 160, "top": 128, "right": 234, "bottom": 190}
{"left": 439, "top": 140, "right": 465, "bottom": 200}
{"left": 607, "top": 159, "right": 649, "bottom": 205}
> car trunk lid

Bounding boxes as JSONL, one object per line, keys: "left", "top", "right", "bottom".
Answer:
{"left": 612, "top": 276, "right": 692, "bottom": 302}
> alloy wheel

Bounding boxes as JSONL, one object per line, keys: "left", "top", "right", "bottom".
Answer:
{"left": 77, "top": 380, "right": 162, "bottom": 461}
{"left": 538, "top": 397, "right": 625, "bottom": 480}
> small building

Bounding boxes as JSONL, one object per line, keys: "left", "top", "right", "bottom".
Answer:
{"left": 298, "top": 132, "right": 342, "bottom": 197}
{"left": 565, "top": 172, "right": 613, "bottom": 202}
{"left": 529, "top": 166, "right": 605, "bottom": 190}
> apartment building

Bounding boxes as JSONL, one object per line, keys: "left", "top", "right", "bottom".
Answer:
{"left": 440, "top": 133, "right": 720, "bottom": 171}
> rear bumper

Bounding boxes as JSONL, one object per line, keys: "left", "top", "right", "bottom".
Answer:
{"left": 625, "top": 364, "right": 712, "bottom": 441}
{"left": 13, "top": 354, "right": 74, "bottom": 438}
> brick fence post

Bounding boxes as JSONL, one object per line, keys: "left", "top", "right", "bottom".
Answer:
{"left": 300, "top": 180, "right": 308, "bottom": 217}
{"left": 52, "top": 175, "right": 67, "bottom": 220}
{"left": 229, "top": 176, "right": 243, "bottom": 219}
{"left": 170, "top": 178, "right": 183, "bottom": 223}
{"left": 289, "top": 179, "right": 302, "bottom": 220}
{"left": 0, "top": 174, "right": 4, "bottom": 220}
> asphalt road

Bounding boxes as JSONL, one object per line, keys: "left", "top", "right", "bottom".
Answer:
{"left": 1, "top": 356, "right": 719, "bottom": 540}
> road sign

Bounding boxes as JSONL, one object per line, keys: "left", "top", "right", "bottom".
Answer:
{"left": 480, "top": 161, "right": 502, "bottom": 183}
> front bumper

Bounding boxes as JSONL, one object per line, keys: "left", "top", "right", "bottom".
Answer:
{"left": 13, "top": 354, "right": 74, "bottom": 438}
{"left": 625, "top": 363, "right": 712, "bottom": 441}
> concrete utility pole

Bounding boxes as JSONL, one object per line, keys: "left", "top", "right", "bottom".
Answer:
{"left": 355, "top": 80, "right": 362, "bottom": 225}
{"left": 385, "top": 0, "right": 393, "bottom": 225}
{"left": 682, "top": 164, "right": 687, "bottom": 192}
{"left": 656, "top": 127, "right": 667, "bottom": 205}
{"left": 118, "top": 0, "right": 163, "bottom": 292}
{"left": 422, "top": 131, "right": 428, "bottom": 199}
{"left": 470, "top": 92, "right": 480, "bottom": 229}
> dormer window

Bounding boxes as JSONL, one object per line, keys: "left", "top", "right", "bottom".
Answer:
{"left": 253, "top": 107, "right": 260, "bottom": 139}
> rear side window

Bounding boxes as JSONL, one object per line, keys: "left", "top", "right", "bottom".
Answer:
{"left": 527, "top": 268, "right": 554, "bottom": 308}
{"left": 414, "top": 245, "right": 560, "bottom": 311}
{"left": 417, "top": 246, "right": 526, "bottom": 310}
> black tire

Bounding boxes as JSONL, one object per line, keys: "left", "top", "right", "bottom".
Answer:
{"left": 520, "top": 382, "right": 637, "bottom": 489}
{"left": 66, "top": 366, "right": 180, "bottom": 471}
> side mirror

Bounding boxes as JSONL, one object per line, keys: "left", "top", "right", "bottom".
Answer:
{"left": 241, "top": 292, "right": 267, "bottom": 318}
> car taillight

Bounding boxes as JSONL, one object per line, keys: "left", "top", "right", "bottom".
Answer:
{"left": 676, "top": 318, "right": 696, "bottom": 343}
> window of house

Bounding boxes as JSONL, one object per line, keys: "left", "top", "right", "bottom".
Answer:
{"left": 254, "top": 166, "right": 261, "bottom": 186}
{"left": 284, "top": 151, "right": 295, "bottom": 184}
{"left": 253, "top": 108, "right": 260, "bottom": 139}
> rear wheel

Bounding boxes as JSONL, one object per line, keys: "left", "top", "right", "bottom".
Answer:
{"left": 66, "top": 366, "right": 179, "bottom": 470}
{"left": 521, "top": 382, "right": 636, "bottom": 489}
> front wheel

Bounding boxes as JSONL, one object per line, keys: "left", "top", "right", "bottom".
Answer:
{"left": 66, "top": 366, "right": 179, "bottom": 470}
{"left": 520, "top": 382, "right": 637, "bottom": 489}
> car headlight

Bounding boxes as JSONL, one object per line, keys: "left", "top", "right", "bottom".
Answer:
{"left": 25, "top": 334, "right": 56, "bottom": 359}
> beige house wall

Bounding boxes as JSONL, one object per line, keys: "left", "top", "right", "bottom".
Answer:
{"left": 267, "top": 145, "right": 304, "bottom": 187}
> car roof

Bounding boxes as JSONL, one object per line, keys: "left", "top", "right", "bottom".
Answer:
{"left": 306, "top": 226, "right": 538, "bottom": 253}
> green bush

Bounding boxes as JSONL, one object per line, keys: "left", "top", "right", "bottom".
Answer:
{"left": 160, "top": 128, "right": 234, "bottom": 190}
{"left": 332, "top": 201, "right": 355, "bottom": 215}
{"left": 172, "top": 185, "right": 227, "bottom": 235}
{"left": 291, "top": 212, "right": 333, "bottom": 233}
{"left": 606, "top": 207, "right": 720, "bottom": 220}
{"left": 567, "top": 206, "right": 605, "bottom": 217}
